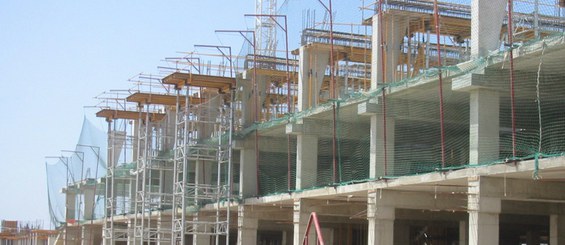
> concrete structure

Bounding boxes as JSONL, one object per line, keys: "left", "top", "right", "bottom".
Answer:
{"left": 47, "top": 0, "right": 565, "bottom": 244}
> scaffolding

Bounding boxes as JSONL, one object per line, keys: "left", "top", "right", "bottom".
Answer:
{"left": 130, "top": 92, "right": 176, "bottom": 245}
{"left": 163, "top": 72, "right": 235, "bottom": 245}
{"left": 95, "top": 77, "right": 174, "bottom": 244}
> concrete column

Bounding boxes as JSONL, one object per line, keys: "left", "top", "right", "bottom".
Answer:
{"left": 550, "top": 214, "right": 565, "bottom": 245}
{"left": 237, "top": 140, "right": 257, "bottom": 198}
{"left": 471, "top": 0, "right": 507, "bottom": 58}
{"left": 158, "top": 216, "right": 172, "bottom": 245}
{"left": 468, "top": 177, "right": 501, "bottom": 245}
{"left": 193, "top": 216, "right": 211, "bottom": 245}
{"left": 199, "top": 90, "right": 221, "bottom": 139}
{"left": 385, "top": 16, "right": 407, "bottom": 83}
{"left": 237, "top": 206, "right": 258, "bottom": 245}
{"left": 367, "top": 192, "right": 394, "bottom": 245}
{"left": 82, "top": 224, "right": 102, "bottom": 245}
{"left": 298, "top": 46, "right": 330, "bottom": 111}
{"left": 65, "top": 189, "right": 77, "bottom": 222}
{"left": 238, "top": 75, "right": 255, "bottom": 127}
{"left": 358, "top": 102, "right": 395, "bottom": 178}
{"left": 372, "top": 14, "right": 406, "bottom": 86}
{"left": 195, "top": 160, "right": 213, "bottom": 186}
{"left": 293, "top": 199, "right": 319, "bottom": 245}
{"left": 296, "top": 134, "right": 318, "bottom": 190}
{"left": 83, "top": 186, "right": 96, "bottom": 220}
{"left": 469, "top": 89, "right": 499, "bottom": 164}
{"left": 371, "top": 14, "right": 384, "bottom": 89}
{"left": 129, "top": 178, "right": 136, "bottom": 213}
{"left": 459, "top": 220, "right": 467, "bottom": 245}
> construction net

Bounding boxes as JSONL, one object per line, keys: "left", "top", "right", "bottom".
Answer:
{"left": 232, "top": 0, "right": 565, "bottom": 196}
{"left": 46, "top": 117, "right": 107, "bottom": 227}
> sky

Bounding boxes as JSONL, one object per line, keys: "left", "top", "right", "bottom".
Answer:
{"left": 0, "top": 0, "right": 255, "bottom": 227}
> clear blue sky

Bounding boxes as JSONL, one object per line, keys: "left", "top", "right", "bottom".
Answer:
{"left": 0, "top": 0, "right": 254, "bottom": 227}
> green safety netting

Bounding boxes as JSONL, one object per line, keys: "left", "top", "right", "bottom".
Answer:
{"left": 46, "top": 117, "right": 107, "bottom": 227}
{"left": 238, "top": 32, "right": 565, "bottom": 196}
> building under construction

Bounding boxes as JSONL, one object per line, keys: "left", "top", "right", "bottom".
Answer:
{"left": 45, "top": 0, "right": 565, "bottom": 244}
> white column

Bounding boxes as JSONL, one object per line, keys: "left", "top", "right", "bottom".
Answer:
{"left": 293, "top": 199, "right": 322, "bottom": 245}
{"left": 468, "top": 177, "right": 501, "bottom": 245}
{"left": 459, "top": 220, "right": 467, "bottom": 245}
{"left": 359, "top": 102, "right": 395, "bottom": 178}
{"left": 65, "top": 189, "right": 77, "bottom": 222}
{"left": 469, "top": 89, "right": 499, "bottom": 164}
{"left": 371, "top": 14, "right": 384, "bottom": 89}
{"left": 158, "top": 216, "right": 172, "bottom": 245}
{"left": 83, "top": 186, "right": 96, "bottom": 221}
{"left": 238, "top": 140, "right": 257, "bottom": 198}
{"left": 296, "top": 135, "right": 318, "bottom": 189}
{"left": 550, "top": 214, "right": 565, "bottom": 245}
{"left": 237, "top": 206, "right": 258, "bottom": 245}
{"left": 471, "top": 0, "right": 508, "bottom": 58}
{"left": 367, "top": 192, "right": 394, "bottom": 245}
{"left": 297, "top": 46, "right": 330, "bottom": 111}
{"left": 193, "top": 216, "right": 211, "bottom": 245}
{"left": 239, "top": 75, "right": 255, "bottom": 127}
{"left": 195, "top": 160, "right": 213, "bottom": 186}
{"left": 385, "top": 16, "right": 407, "bottom": 83}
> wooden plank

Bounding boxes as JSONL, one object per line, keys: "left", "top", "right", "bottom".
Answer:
{"left": 95, "top": 109, "right": 166, "bottom": 122}
{"left": 162, "top": 72, "right": 236, "bottom": 93}
{"left": 126, "top": 92, "right": 204, "bottom": 106}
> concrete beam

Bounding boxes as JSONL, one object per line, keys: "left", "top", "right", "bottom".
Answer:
{"left": 286, "top": 118, "right": 370, "bottom": 141}
{"left": 371, "top": 189, "right": 467, "bottom": 211}
{"left": 471, "top": 176, "right": 565, "bottom": 202}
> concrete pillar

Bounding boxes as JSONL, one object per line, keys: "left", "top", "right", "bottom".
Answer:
{"left": 199, "top": 90, "right": 221, "bottom": 139}
{"left": 468, "top": 177, "right": 501, "bottom": 245}
{"left": 550, "top": 214, "right": 565, "bottom": 245}
{"left": 372, "top": 14, "right": 406, "bottom": 87}
{"left": 296, "top": 135, "right": 318, "bottom": 189}
{"left": 298, "top": 46, "right": 330, "bottom": 111}
{"left": 238, "top": 140, "right": 257, "bottom": 198}
{"left": 83, "top": 186, "right": 96, "bottom": 220}
{"left": 65, "top": 189, "right": 77, "bottom": 222}
{"left": 459, "top": 220, "right": 467, "bottom": 245}
{"left": 129, "top": 178, "right": 136, "bottom": 213}
{"left": 82, "top": 224, "right": 102, "bottom": 245}
{"left": 469, "top": 89, "right": 499, "bottom": 164}
{"left": 158, "top": 216, "right": 172, "bottom": 245}
{"left": 367, "top": 192, "right": 394, "bottom": 245}
{"left": 237, "top": 206, "right": 258, "bottom": 245}
{"left": 193, "top": 216, "right": 211, "bottom": 245}
{"left": 293, "top": 199, "right": 319, "bottom": 245}
{"left": 471, "top": 0, "right": 507, "bottom": 58}
{"left": 385, "top": 16, "right": 407, "bottom": 83}
{"left": 238, "top": 75, "right": 255, "bottom": 127}
{"left": 358, "top": 102, "right": 395, "bottom": 178}
{"left": 371, "top": 14, "right": 384, "bottom": 89}
{"left": 195, "top": 160, "right": 213, "bottom": 186}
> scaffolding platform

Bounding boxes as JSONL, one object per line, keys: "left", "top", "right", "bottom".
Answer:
{"left": 162, "top": 72, "right": 236, "bottom": 93}
{"left": 126, "top": 92, "right": 205, "bottom": 106}
{"left": 96, "top": 109, "right": 166, "bottom": 122}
